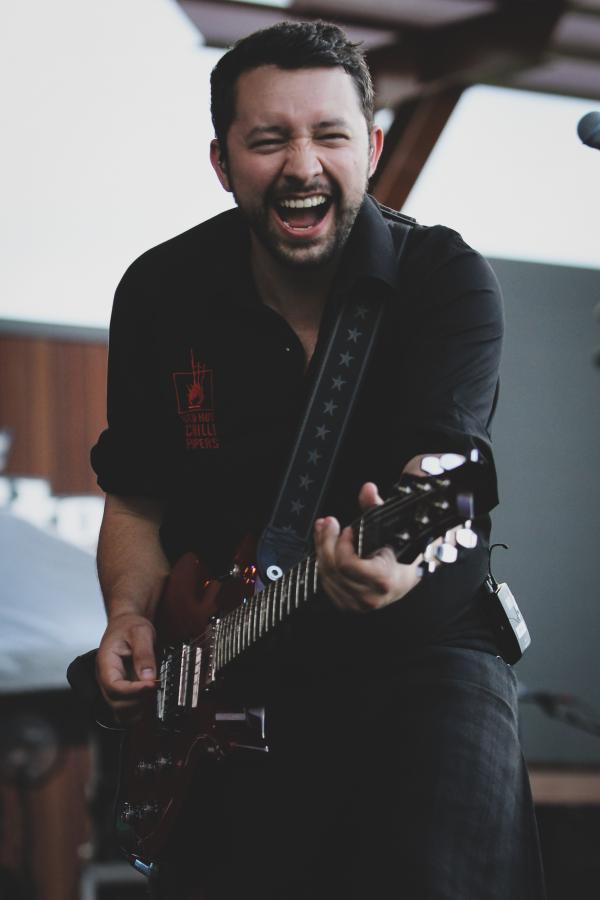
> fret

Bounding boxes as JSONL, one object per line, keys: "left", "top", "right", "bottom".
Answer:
{"left": 312, "top": 556, "right": 319, "bottom": 596}
{"left": 276, "top": 578, "right": 284, "bottom": 625}
{"left": 237, "top": 605, "right": 244, "bottom": 655}
{"left": 221, "top": 616, "right": 227, "bottom": 666}
{"left": 255, "top": 594, "right": 262, "bottom": 640}
{"left": 248, "top": 595, "right": 256, "bottom": 644}
{"left": 249, "top": 596, "right": 256, "bottom": 645}
{"left": 286, "top": 568, "right": 294, "bottom": 615}
{"left": 250, "top": 595, "right": 257, "bottom": 644}
{"left": 263, "top": 584, "right": 270, "bottom": 634}
{"left": 261, "top": 586, "right": 267, "bottom": 634}
{"left": 303, "top": 558, "right": 310, "bottom": 605}
{"left": 261, "top": 584, "right": 269, "bottom": 634}
{"left": 271, "top": 581, "right": 279, "bottom": 628}
{"left": 225, "top": 611, "right": 232, "bottom": 664}
{"left": 255, "top": 592, "right": 261, "bottom": 639}
{"left": 269, "top": 581, "right": 276, "bottom": 630}
{"left": 294, "top": 563, "right": 302, "bottom": 609}
{"left": 226, "top": 610, "right": 233, "bottom": 661}
{"left": 238, "top": 604, "right": 245, "bottom": 655}
{"left": 234, "top": 606, "right": 241, "bottom": 657}
{"left": 241, "top": 600, "right": 249, "bottom": 653}
{"left": 230, "top": 608, "right": 237, "bottom": 658}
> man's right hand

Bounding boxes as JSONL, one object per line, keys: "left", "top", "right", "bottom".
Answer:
{"left": 96, "top": 612, "right": 157, "bottom": 719}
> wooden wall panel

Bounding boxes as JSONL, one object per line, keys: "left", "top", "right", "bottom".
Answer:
{"left": 0, "top": 744, "right": 92, "bottom": 900}
{"left": 0, "top": 333, "right": 108, "bottom": 495}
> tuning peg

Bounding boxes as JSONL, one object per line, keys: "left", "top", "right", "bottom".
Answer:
{"left": 420, "top": 456, "right": 444, "bottom": 475}
{"left": 456, "top": 492, "right": 475, "bottom": 519}
{"left": 456, "top": 520, "right": 478, "bottom": 549}
{"left": 435, "top": 542, "right": 458, "bottom": 564}
{"left": 440, "top": 453, "right": 466, "bottom": 471}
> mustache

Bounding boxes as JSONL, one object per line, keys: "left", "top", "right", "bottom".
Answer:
{"left": 268, "top": 181, "right": 336, "bottom": 203}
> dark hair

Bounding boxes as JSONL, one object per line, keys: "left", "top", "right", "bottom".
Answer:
{"left": 210, "top": 20, "right": 374, "bottom": 156}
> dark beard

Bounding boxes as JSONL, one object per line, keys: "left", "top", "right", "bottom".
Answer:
{"left": 232, "top": 184, "right": 367, "bottom": 271}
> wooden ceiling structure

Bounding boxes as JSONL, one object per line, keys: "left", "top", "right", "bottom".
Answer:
{"left": 178, "top": 0, "right": 600, "bottom": 208}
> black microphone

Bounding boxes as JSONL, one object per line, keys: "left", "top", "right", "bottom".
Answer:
{"left": 577, "top": 111, "right": 600, "bottom": 149}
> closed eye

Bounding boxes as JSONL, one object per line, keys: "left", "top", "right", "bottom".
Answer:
{"left": 250, "top": 138, "right": 285, "bottom": 150}
{"left": 317, "top": 133, "right": 350, "bottom": 142}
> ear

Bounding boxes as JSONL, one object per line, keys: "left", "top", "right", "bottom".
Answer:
{"left": 210, "top": 139, "right": 231, "bottom": 192}
{"left": 367, "top": 125, "right": 384, "bottom": 179}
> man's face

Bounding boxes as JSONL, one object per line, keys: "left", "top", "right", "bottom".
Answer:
{"left": 211, "top": 65, "right": 383, "bottom": 269}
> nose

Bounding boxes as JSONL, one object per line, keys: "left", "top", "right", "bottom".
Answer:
{"left": 281, "top": 140, "right": 323, "bottom": 183}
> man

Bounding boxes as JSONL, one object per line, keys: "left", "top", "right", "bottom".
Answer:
{"left": 92, "top": 20, "right": 545, "bottom": 900}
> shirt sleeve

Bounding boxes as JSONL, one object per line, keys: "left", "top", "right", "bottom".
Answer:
{"left": 90, "top": 259, "right": 171, "bottom": 498}
{"left": 391, "top": 229, "right": 504, "bottom": 515}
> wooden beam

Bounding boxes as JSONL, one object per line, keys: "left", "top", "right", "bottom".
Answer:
{"left": 370, "top": 85, "right": 463, "bottom": 209}
{"left": 367, "top": 3, "right": 565, "bottom": 108}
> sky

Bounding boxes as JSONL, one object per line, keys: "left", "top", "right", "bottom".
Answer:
{"left": 1, "top": 0, "right": 599, "bottom": 329}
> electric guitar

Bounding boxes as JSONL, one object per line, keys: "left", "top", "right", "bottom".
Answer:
{"left": 114, "top": 452, "right": 484, "bottom": 878}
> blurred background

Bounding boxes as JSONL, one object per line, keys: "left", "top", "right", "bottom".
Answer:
{"left": 1, "top": 1, "right": 599, "bottom": 897}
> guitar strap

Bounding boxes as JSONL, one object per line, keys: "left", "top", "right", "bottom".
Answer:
{"left": 256, "top": 216, "right": 414, "bottom": 583}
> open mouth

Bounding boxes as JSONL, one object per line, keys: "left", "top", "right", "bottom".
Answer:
{"left": 273, "top": 194, "right": 333, "bottom": 234}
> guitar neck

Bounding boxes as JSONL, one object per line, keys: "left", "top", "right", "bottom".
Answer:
{"left": 212, "top": 456, "right": 480, "bottom": 674}
{"left": 214, "top": 553, "right": 320, "bottom": 672}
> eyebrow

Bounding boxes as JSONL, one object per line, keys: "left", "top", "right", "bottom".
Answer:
{"left": 245, "top": 118, "right": 352, "bottom": 141}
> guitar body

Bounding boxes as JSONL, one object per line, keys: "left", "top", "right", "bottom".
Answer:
{"left": 116, "top": 536, "right": 269, "bottom": 868}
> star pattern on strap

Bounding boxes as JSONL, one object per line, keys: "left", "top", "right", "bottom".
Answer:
{"left": 291, "top": 499, "right": 304, "bottom": 515}
{"left": 347, "top": 328, "right": 362, "bottom": 343}
{"left": 323, "top": 400, "right": 338, "bottom": 415}
{"left": 339, "top": 351, "right": 354, "bottom": 367}
{"left": 331, "top": 376, "right": 346, "bottom": 391}
{"left": 299, "top": 474, "right": 313, "bottom": 490}
{"left": 308, "top": 449, "right": 322, "bottom": 465}
{"left": 315, "top": 424, "right": 330, "bottom": 440}
{"left": 354, "top": 305, "right": 368, "bottom": 319}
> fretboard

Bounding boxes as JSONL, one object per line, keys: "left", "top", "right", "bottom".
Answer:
{"left": 214, "top": 553, "right": 320, "bottom": 672}
{"left": 211, "top": 458, "right": 477, "bottom": 674}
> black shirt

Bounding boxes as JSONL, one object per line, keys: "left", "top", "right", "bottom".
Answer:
{"left": 91, "top": 195, "right": 503, "bottom": 664}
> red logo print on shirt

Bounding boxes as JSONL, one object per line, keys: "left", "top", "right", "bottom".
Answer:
{"left": 172, "top": 351, "right": 220, "bottom": 450}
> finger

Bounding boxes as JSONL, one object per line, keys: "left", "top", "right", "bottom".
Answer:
{"left": 357, "top": 482, "right": 384, "bottom": 511}
{"left": 314, "top": 516, "right": 341, "bottom": 567}
{"left": 98, "top": 647, "right": 157, "bottom": 699}
{"left": 129, "top": 622, "right": 157, "bottom": 681}
{"left": 401, "top": 454, "right": 436, "bottom": 478}
{"left": 315, "top": 520, "right": 373, "bottom": 611}
{"left": 330, "top": 525, "right": 383, "bottom": 588}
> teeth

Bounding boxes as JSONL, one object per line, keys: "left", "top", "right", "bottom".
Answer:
{"left": 279, "top": 195, "right": 327, "bottom": 209}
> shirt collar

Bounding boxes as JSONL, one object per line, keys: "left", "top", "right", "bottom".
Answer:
{"left": 215, "top": 193, "right": 399, "bottom": 308}
{"left": 335, "top": 194, "right": 399, "bottom": 294}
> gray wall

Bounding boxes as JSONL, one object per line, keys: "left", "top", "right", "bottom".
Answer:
{"left": 488, "top": 256, "right": 600, "bottom": 764}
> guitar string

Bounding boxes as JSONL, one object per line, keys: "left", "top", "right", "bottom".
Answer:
{"left": 175, "top": 480, "right": 455, "bottom": 662}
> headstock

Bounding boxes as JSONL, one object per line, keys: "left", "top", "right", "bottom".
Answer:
{"left": 356, "top": 450, "right": 485, "bottom": 565}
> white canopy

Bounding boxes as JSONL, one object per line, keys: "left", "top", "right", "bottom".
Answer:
{"left": 0, "top": 511, "right": 106, "bottom": 693}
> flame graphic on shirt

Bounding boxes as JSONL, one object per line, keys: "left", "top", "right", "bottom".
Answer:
{"left": 187, "top": 352, "right": 207, "bottom": 409}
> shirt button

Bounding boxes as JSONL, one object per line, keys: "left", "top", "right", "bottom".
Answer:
{"left": 284, "top": 346, "right": 291, "bottom": 352}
